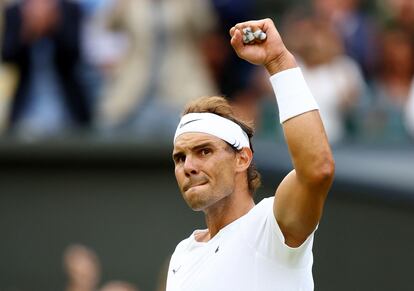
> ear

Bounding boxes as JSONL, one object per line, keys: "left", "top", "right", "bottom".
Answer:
{"left": 235, "top": 147, "right": 253, "bottom": 173}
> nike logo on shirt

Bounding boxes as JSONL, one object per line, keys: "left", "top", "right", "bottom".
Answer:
{"left": 172, "top": 265, "right": 181, "bottom": 274}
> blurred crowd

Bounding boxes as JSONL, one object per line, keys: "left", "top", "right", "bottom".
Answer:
{"left": 62, "top": 243, "right": 169, "bottom": 291}
{"left": 63, "top": 244, "right": 141, "bottom": 291}
{"left": 0, "top": 0, "right": 413, "bottom": 145}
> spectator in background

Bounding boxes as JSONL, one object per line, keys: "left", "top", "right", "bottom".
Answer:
{"left": 1, "top": 0, "right": 91, "bottom": 137}
{"left": 404, "top": 78, "right": 414, "bottom": 139}
{"left": 92, "top": 0, "right": 218, "bottom": 139}
{"left": 100, "top": 281, "right": 139, "bottom": 291}
{"left": 205, "top": 0, "right": 258, "bottom": 99}
{"left": 312, "top": 0, "right": 379, "bottom": 80}
{"left": 369, "top": 28, "right": 414, "bottom": 142}
{"left": 78, "top": 0, "right": 112, "bottom": 16}
{"left": 0, "top": 0, "right": 19, "bottom": 133}
{"left": 203, "top": 0, "right": 274, "bottom": 135}
{"left": 199, "top": 0, "right": 264, "bottom": 130}
{"left": 77, "top": 0, "right": 114, "bottom": 104}
{"left": 285, "top": 17, "right": 365, "bottom": 144}
{"left": 63, "top": 244, "right": 101, "bottom": 291}
{"left": 378, "top": 0, "right": 414, "bottom": 37}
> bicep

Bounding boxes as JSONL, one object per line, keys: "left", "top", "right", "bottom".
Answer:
{"left": 274, "top": 110, "right": 334, "bottom": 247}
{"left": 274, "top": 170, "right": 327, "bottom": 248}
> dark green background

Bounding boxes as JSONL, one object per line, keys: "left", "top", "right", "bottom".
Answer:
{"left": 1, "top": 141, "right": 413, "bottom": 291}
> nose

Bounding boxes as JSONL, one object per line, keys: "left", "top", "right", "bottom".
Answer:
{"left": 183, "top": 155, "right": 198, "bottom": 177}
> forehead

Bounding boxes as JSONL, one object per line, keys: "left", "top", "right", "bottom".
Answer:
{"left": 173, "top": 132, "right": 227, "bottom": 151}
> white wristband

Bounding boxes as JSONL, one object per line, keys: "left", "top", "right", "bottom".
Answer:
{"left": 269, "top": 67, "right": 319, "bottom": 123}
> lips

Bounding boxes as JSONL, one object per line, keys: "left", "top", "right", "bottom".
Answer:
{"left": 183, "top": 180, "right": 208, "bottom": 192}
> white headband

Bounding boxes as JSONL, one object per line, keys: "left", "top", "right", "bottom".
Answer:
{"left": 174, "top": 113, "right": 250, "bottom": 150}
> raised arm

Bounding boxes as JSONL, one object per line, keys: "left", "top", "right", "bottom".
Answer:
{"left": 230, "top": 18, "right": 335, "bottom": 247}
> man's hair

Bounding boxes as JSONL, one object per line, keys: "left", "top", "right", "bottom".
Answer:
{"left": 182, "top": 96, "right": 261, "bottom": 196}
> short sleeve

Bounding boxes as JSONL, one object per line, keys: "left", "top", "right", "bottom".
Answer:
{"left": 240, "top": 197, "right": 315, "bottom": 268}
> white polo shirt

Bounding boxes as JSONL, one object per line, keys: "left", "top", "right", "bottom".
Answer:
{"left": 166, "top": 197, "right": 315, "bottom": 291}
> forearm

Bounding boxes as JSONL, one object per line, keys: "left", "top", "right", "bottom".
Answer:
{"left": 282, "top": 111, "right": 334, "bottom": 186}
{"left": 266, "top": 51, "right": 334, "bottom": 185}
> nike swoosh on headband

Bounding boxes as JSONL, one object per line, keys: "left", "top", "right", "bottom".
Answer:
{"left": 179, "top": 119, "right": 202, "bottom": 129}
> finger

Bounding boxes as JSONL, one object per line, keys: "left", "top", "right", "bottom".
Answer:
{"left": 229, "top": 26, "right": 236, "bottom": 37}
{"left": 253, "top": 29, "right": 267, "bottom": 41}
{"left": 235, "top": 19, "right": 267, "bottom": 33}
{"left": 230, "top": 29, "right": 244, "bottom": 51}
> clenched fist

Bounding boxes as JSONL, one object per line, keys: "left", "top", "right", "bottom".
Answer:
{"left": 229, "top": 18, "right": 297, "bottom": 75}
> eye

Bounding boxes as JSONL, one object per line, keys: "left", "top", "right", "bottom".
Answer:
{"left": 174, "top": 154, "right": 185, "bottom": 164}
{"left": 200, "top": 148, "right": 211, "bottom": 156}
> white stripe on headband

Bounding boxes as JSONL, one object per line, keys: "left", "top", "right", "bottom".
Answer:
{"left": 174, "top": 113, "right": 250, "bottom": 150}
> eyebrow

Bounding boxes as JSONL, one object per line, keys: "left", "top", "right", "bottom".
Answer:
{"left": 191, "top": 142, "right": 215, "bottom": 151}
{"left": 172, "top": 142, "right": 215, "bottom": 160}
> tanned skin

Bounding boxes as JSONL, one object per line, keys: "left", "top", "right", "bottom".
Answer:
{"left": 173, "top": 18, "right": 335, "bottom": 247}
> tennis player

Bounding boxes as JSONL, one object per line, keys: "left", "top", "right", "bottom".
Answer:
{"left": 166, "top": 18, "right": 335, "bottom": 291}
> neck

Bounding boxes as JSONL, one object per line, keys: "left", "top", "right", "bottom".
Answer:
{"left": 202, "top": 188, "right": 254, "bottom": 241}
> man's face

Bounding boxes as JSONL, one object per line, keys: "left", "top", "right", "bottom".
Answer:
{"left": 173, "top": 133, "right": 238, "bottom": 211}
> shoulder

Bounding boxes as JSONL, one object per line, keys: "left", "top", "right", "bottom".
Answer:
{"left": 241, "top": 196, "right": 315, "bottom": 267}
{"left": 171, "top": 230, "right": 198, "bottom": 256}
{"left": 242, "top": 197, "right": 274, "bottom": 222}
{"left": 256, "top": 196, "right": 274, "bottom": 209}
{"left": 236, "top": 197, "right": 274, "bottom": 240}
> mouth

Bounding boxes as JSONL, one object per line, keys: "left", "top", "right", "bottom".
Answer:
{"left": 183, "top": 181, "right": 208, "bottom": 192}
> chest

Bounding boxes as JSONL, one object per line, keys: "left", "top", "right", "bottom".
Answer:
{"left": 167, "top": 234, "right": 255, "bottom": 291}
